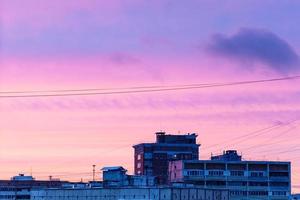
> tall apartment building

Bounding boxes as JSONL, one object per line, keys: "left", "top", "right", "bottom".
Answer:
{"left": 169, "top": 151, "right": 291, "bottom": 200}
{"left": 133, "top": 132, "right": 200, "bottom": 184}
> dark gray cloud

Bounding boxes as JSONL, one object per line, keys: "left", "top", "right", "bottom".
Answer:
{"left": 207, "top": 28, "right": 299, "bottom": 73}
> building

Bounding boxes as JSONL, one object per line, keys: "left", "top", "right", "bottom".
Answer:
{"left": 169, "top": 152, "right": 291, "bottom": 200}
{"left": 102, "top": 167, "right": 128, "bottom": 187}
{"left": 133, "top": 132, "right": 200, "bottom": 184}
{"left": 102, "top": 166, "right": 156, "bottom": 187}
{"left": 11, "top": 174, "right": 35, "bottom": 181}
{"left": 31, "top": 187, "right": 229, "bottom": 200}
{"left": 0, "top": 174, "right": 67, "bottom": 200}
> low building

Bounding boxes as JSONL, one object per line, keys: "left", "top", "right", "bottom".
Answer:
{"left": 31, "top": 187, "right": 229, "bottom": 200}
{"left": 0, "top": 174, "right": 67, "bottom": 200}
{"left": 102, "top": 166, "right": 128, "bottom": 187}
{"left": 102, "top": 166, "right": 156, "bottom": 187}
{"left": 169, "top": 152, "right": 291, "bottom": 200}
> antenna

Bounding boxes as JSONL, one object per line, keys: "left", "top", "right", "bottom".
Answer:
{"left": 92, "top": 165, "right": 96, "bottom": 182}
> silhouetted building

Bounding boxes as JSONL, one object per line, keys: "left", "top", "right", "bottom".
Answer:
{"left": 133, "top": 132, "right": 200, "bottom": 184}
{"left": 211, "top": 150, "right": 242, "bottom": 161}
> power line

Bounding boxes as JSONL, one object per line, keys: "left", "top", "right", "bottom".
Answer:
{"left": 0, "top": 83, "right": 215, "bottom": 94}
{"left": 240, "top": 125, "right": 299, "bottom": 154}
{"left": 219, "top": 119, "right": 298, "bottom": 152}
{"left": 223, "top": 119, "right": 299, "bottom": 157}
{"left": 202, "top": 118, "right": 299, "bottom": 157}
{"left": 1, "top": 75, "right": 300, "bottom": 98}
{"left": 202, "top": 121, "right": 291, "bottom": 153}
{"left": 201, "top": 123, "right": 281, "bottom": 152}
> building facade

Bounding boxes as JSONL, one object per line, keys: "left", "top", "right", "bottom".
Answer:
{"left": 133, "top": 132, "right": 200, "bottom": 184}
{"left": 31, "top": 187, "right": 229, "bottom": 200}
{"left": 169, "top": 159, "right": 291, "bottom": 200}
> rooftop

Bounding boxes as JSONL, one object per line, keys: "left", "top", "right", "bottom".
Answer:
{"left": 101, "top": 166, "right": 127, "bottom": 172}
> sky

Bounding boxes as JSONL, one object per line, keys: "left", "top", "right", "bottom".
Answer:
{"left": 1, "top": 0, "right": 300, "bottom": 192}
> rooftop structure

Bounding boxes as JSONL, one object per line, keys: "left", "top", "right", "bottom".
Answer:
{"left": 155, "top": 131, "right": 198, "bottom": 144}
{"left": 101, "top": 166, "right": 156, "bottom": 187}
{"left": 211, "top": 150, "right": 242, "bottom": 161}
{"left": 11, "top": 174, "right": 35, "bottom": 181}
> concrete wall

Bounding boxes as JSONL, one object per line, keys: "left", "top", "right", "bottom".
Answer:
{"left": 31, "top": 187, "right": 229, "bottom": 200}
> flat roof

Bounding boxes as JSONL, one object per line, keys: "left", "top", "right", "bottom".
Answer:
{"left": 172, "top": 159, "right": 291, "bottom": 164}
{"left": 133, "top": 143, "right": 200, "bottom": 148}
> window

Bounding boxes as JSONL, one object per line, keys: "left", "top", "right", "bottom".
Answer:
{"left": 229, "top": 191, "right": 247, "bottom": 196}
{"left": 137, "top": 162, "right": 141, "bottom": 168}
{"left": 228, "top": 181, "right": 247, "bottom": 186}
{"left": 248, "top": 191, "right": 268, "bottom": 196}
{"left": 137, "top": 154, "right": 142, "bottom": 160}
{"left": 272, "top": 191, "right": 287, "bottom": 196}
{"left": 270, "top": 182, "right": 289, "bottom": 187}
{"left": 208, "top": 170, "right": 224, "bottom": 176}
{"left": 187, "top": 170, "right": 204, "bottom": 176}
{"left": 230, "top": 170, "right": 244, "bottom": 176}
{"left": 248, "top": 181, "right": 268, "bottom": 187}
{"left": 250, "top": 171, "right": 264, "bottom": 177}
{"left": 144, "top": 153, "right": 153, "bottom": 159}
{"left": 269, "top": 172, "right": 289, "bottom": 177}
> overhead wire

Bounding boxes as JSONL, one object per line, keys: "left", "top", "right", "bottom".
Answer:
{"left": 1, "top": 75, "right": 300, "bottom": 98}
{"left": 240, "top": 122, "right": 299, "bottom": 153}
{"left": 201, "top": 123, "right": 282, "bottom": 152}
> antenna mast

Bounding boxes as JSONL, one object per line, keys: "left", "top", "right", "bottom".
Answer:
{"left": 92, "top": 165, "right": 96, "bottom": 182}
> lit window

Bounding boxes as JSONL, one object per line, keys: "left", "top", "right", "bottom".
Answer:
{"left": 137, "top": 154, "right": 142, "bottom": 160}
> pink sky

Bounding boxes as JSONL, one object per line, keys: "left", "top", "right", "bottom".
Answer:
{"left": 1, "top": 0, "right": 300, "bottom": 192}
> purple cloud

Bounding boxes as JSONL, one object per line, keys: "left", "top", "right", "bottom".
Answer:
{"left": 207, "top": 28, "right": 299, "bottom": 73}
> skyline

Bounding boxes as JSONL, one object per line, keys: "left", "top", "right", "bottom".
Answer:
{"left": 1, "top": 0, "right": 300, "bottom": 193}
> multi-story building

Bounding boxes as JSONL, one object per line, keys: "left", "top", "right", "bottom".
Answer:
{"left": 133, "top": 132, "right": 200, "bottom": 184}
{"left": 169, "top": 151, "right": 291, "bottom": 200}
